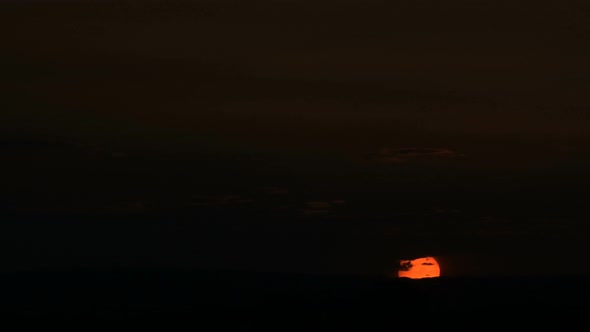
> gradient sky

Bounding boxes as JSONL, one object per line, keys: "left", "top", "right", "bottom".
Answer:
{"left": 2, "top": 0, "right": 590, "bottom": 276}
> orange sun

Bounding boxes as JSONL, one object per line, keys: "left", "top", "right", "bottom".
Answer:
{"left": 398, "top": 256, "right": 441, "bottom": 279}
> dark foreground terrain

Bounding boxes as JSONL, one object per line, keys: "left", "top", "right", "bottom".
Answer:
{"left": 1, "top": 269, "right": 588, "bottom": 327}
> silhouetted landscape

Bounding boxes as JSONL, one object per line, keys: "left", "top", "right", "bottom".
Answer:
{"left": 2, "top": 268, "right": 590, "bottom": 325}
{"left": 2, "top": 0, "right": 590, "bottom": 324}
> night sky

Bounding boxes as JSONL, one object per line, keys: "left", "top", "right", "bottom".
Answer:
{"left": 2, "top": 0, "right": 590, "bottom": 277}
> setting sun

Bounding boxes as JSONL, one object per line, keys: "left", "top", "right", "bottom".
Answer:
{"left": 398, "top": 257, "right": 441, "bottom": 279}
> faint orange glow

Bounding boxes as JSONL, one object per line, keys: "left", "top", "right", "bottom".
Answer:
{"left": 398, "top": 256, "right": 441, "bottom": 279}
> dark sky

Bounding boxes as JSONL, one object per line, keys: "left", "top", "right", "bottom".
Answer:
{"left": 2, "top": 0, "right": 590, "bottom": 277}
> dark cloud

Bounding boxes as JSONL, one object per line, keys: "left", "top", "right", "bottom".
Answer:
{"left": 306, "top": 201, "right": 332, "bottom": 209}
{"left": 0, "top": 135, "right": 57, "bottom": 153}
{"left": 367, "top": 147, "right": 463, "bottom": 164}
{"left": 262, "top": 187, "right": 290, "bottom": 196}
{"left": 302, "top": 201, "right": 332, "bottom": 216}
{"left": 398, "top": 261, "right": 413, "bottom": 271}
{"left": 188, "top": 194, "right": 254, "bottom": 208}
{"left": 301, "top": 200, "right": 346, "bottom": 217}
{"left": 0, "top": 134, "right": 130, "bottom": 161}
